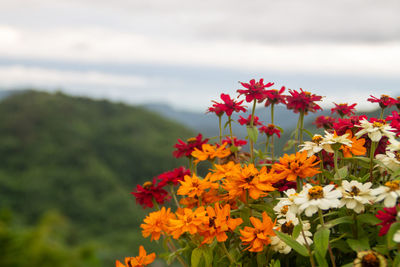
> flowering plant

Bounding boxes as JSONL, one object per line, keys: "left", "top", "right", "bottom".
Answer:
{"left": 122, "top": 81, "right": 400, "bottom": 267}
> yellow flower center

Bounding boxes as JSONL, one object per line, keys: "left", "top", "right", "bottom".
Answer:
{"left": 350, "top": 186, "right": 360, "bottom": 196}
{"left": 361, "top": 253, "right": 379, "bottom": 267}
{"left": 281, "top": 221, "right": 294, "bottom": 235}
{"left": 304, "top": 91, "right": 311, "bottom": 96}
{"left": 143, "top": 181, "right": 153, "bottom": 188}
{"left": 372, "top": 120, "right": 386, "bottom": 128}
{"left": 385, "top": 180, "right": 400, "bottom": 191}
{"left": 395, "top": 151, "right": 400, "bottom": 162}
{"left": 308, "top": 186, "right": 324, "bottom": 199}
{"left": 312, "top": 135, "right": 323, "bottom": 144}
{"left": 187, "top": 137, "right": 197, "bottom": 143}
{"left": 280, "top": 205, "right": 289, "bottom": 215}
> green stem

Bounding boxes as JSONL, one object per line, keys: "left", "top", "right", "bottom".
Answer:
{"left": 249, "top": 100, "right": 257, "bottom": 163}
{"left": 221, "top": 242, "right": 236, "bottom": 265}
{"left": 318, "top": 151, "right": 324, "bottom": 184}
{"left": 218, "top": 115, "right": 222, "bottom": 144}
{"left": 166, "top": 238, "right": 189, "bottom": 267}
{"left": 369, "top": 141, "right": 376, "bottom": 182}
{"left": 265, "top": 136, "right": 270, "bottom": 156}
{"left": 318, "top": 210, "right": 337, "bottom": 267}
{"left": 271, "top": 103, "right": 275, "bottom": 124}
{"left": 296, "top": 177, "right": 303, "bottom": 192}
{"left": 299, "top": 111, "right": 305, "bottom": 146}
{"left": 228, "top": 116, "right": 233, "bottom": 141}
{"left": 270, "top": 104, "right": 275, "bottom": 161}
{"left": 334, "top": 150, "right": 340, "bottom": 179}
{"left": 170, "top": 184, "right": 181, "bottom": 208}
{"left": 380, "top": 108, "right": 384, "bottom": 120}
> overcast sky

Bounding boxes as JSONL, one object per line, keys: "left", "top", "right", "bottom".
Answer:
{"left": 0, "top": 0, "right": 400, "bottom": 111}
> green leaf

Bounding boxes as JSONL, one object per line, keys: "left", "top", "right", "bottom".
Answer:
{"left": 256, "top": 251, "right": 267, "bottom": 267}
{"left": 292, "top": 223, "right": 302, "bottom": 239}
{"left": 202, "top": 247, "right": 213, "bottom": 267}
{"left": 393, "top": 252, "right": 400, "bottom": 267}
{"left": 275, "top": 125, "right": 284, "bottom": 134}
{"left": 340, "top": 263, "right": 353, "bottom": 267}
{"left": 302, "top": 128, "right": 314, "bottom": 138}
{"left": 230, "top": 145, "right": 238, "bottom": 153}
{"left": 314, "top": 227, "right": 330, "bottom": 258}
{"left": 274, "top": 230, "right": 309, "bottom": 257}
{"left": 191, "top": 248, "right": 203, "bottom": 267}
{"left": 387, "top": 222, "right": 400, "bottom": 248}
{"left": 334, "top": 166, "right": 348, "bottom": 179}
{"left": 324, "top": 216, "right": 353, "bottom": 228}
{"left": 357, "top": 213, "right": 380, "bottom": 225}
{"left": 314, "top": 251, "right": 328, "bottom": 267}
{"left": 346, "top": 237, "right": 370, "bottom": 252}
{"left": 272, "top": 259, "right": 281, "bottom": 267}
{"left": 284, "top": 139, "right": 297, "bottom": 152}
{"left": 247, "top": 126, "right": 258, "bottom": 143}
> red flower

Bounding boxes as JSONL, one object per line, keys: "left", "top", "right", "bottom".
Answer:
{"left": 285, "top": 89, "right": 323, "bottom": 114}
{"left": 387, "top": 111, "right": 400, "bottom": 136}
{"left": 207, "top": 103, "right": 225, "bottom": 117}
{"left": 332, "top": 115, "right": 368, "bottom": 136}
{"left": 222, "top": 136, "right": 247, "bottom": 147}
{"left": 131, "top": 179, "right": 170, "bottom": 209}
{"left": 331, "top": 103, "right": 357, "bottom": 117}
{"left": 215, "top": 93, "right": 247, "bottom": 117}
{"left": 272, "top": 178, "right": 297, "bottom": 192}
{"left": 238, "top": 115, "right": 263, "bottom": 126}
{"left": 259, "top": 124, "right": 281, "bottom": 138}
{"left": 264, "top": 86, "right": 287, "bottom": 107}
{"left": 376, "top": 206, "right": 398, "bottom": 236}
{"left": 173, "top": 133, "right": 209, "bottom": 158}
{"left": 158, "top": 166, "right": 191, "bottom": 187}
{"left": 313, "top": 116, "right": 336, "bottom": 130}
{"left": 367, "top": 94, "right": 398, "bottom": 109}
{"left": 237, "top": 79, "right": 274, "bottom": 103}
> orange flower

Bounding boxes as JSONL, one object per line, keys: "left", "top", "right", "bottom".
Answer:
{"left": 208, "top": 161, "right": 241, "bottom": 182}
{"left": 179, "top": 188, "right": 220, "bottom": 208}
{"left": 341, "top": 129, "right": 366, "bottom": 157}
{"left": 223, "top": 164, "right": 277, "bottom": 201}
{"left": 116, "top": 246, "right": 155, "bottom": 267}
{"left": 191, "top": 143, "right": 231, "bottom": 164}
{"left": 177, "top": 173, "right": 216, "bottom": 198}
{"left": 141, "top": 207, "right": 174, "bottom": 241}
{"left": 199, "top": 204, "right": 243, "bottom": 244}
{"left": 240, "top": 212, "right": 276, "bottom": 252}
{"left": 272, "top": 151, "right": 320, "bottom": 182}
{"left": 168, "top": 207, "right": 208, "bottom": 239}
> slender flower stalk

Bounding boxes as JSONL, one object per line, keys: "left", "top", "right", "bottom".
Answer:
{"left": 271, "top": 103, "right": 275, "bottom": 161}
{"left": 249, "top": 100, "right": 257, "bottom": 163}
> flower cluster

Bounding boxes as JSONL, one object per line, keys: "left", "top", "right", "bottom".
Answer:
{"left": 121, "top": 81, "right": 400, "bottom": 267}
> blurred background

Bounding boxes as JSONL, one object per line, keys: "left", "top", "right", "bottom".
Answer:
{"left": 0, "top": 0, "right": 399, "bottom": 266}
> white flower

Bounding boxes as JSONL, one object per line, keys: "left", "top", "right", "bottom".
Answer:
{"left": 299, "top": 134, "right": 327, "bottom": 156}
{"left": 394, "top": 230, "right": 400, "bottom": 243}
{"left": 387, "top": 138, "right": 400, "bottom": 152}
{"left": 371, "top": 180, "right": 400, "bottom": 207}
{"left": 355, "top": 118, "right": 395, "bottom": 142}
{"left": 274, "top": 188, "right": 299, "bottom": 224}
{"left": 322, "top": 130, "right": 352, "bottom": 147}
{"left": 270, "top": 220, "right": 313, "bottom": 254}
{"left": 294, "top": 184, "right": 342, "bottom": 217}
{"left": 338, "top": 180, "right": 374, "bottom": 213}
{"left": 375, "top": 152, "right": 400, "bottom": 173}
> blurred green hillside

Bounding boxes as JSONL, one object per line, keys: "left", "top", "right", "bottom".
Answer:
{"left": 0, "top": 91, "right": 194, "bottom": 266}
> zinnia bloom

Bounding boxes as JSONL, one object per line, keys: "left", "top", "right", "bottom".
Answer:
{"left": 353, "top": 251, "right": 387, "bottom": 267}
{"left": 368, "top": 94, "right": 398, "bottom": 109}
{"left": 199, "top": 204, "right": 243, "bottom": 244}
{"left": 264, "top": 86, "right": 287, "bottom": 107}
{"left": 191, "top": 143, "right": 231, "bottom": 164}
{"left": 215, "top": 93, "right": 247, "bottom": 116}
{"left": 259, "top": 124, "right": 282, "bottom": 138}
{"left": 238, "top": 115, "right": 263, "bottom": 126}
{"left": 376, "top": 206, "right": 398, "bottom": 236}
{"left": 221, "top": 136, "right": 247, "bottom": 147}
{"left": 141, "top": 207, "right": 175, "bottom": 241}
{"left": 313, "top": 115, "right": 336, "bottom": 130}
{"left": 333, "top": 115, "right": 368, "bottom": 136}
{"left": 338, "top": 180, "right": 374, "bottom": 213}
{"left": 240, "top": 212, "right": 276, "bottom": 252}
{"left": 372, "top": 180, "right": 400, "bottom": 207}
{"left": 237, "top": 78, "right": 274, "bottom": 103}
{"left": 285, "top": 89, "right": 323, "bottom": 114}
{"left": 341, "top": 130, "right": 366, "bottom": 158}
{"left": 355, "top": 118, "right": 395, "bottom": 142}
{"left": 294, "top": 184, "right": 342, "bottom": 217}
{"left": 131, "top": 179, "right": 170, "bottom": 209}
{"left": 177, "top": 173, "right": 216, "bottom": 198}
{"left": 116, "top": 246, "right": 156, "bottom": 267}
{"left": 173, "top": 133, "right": 209, "bottom": 158}
{"left": 168, "top": 207, "right": 208, "bottom": 239}
{"left": 386, "top": 111, "right": 400, "bottom": 136}
{"left": 331, "top": 103, "right": 357, "bottom": 117}
{"left": 272, "top": 151, "right": 320, "bottom": 182}
{"left": 158, "top": 166, "right": 191, "bottom": 187}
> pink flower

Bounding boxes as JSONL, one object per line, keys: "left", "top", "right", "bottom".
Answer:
{"left": 285, "top": 89, "right": 323, "bottom": 114}
{"left": 131, "top": 179, "right": 170, "bottom": 209}
{"left": 368, "top": 94, "right": 398, "bottom": 109}
{"left": 376, "top": 206, "right": 398, "bottom": 236}
{"left": 331, "top": 103, "right": 357, "bottom": 117}
{"left": 158, "top": 166, "right": 191, "bottom": 187}
{"left": 238, "top": 115, "right": 263, "bottom": 126}
{"left": 313, "top": 116, "right": 336, "bottom": 130}
{"left": 259, "top": 124, "right": 281, "bottom": 138}
{"left": 214, "top": 93, "right": 247, "bottom": 117}
{"left": 173, "top": 134, "right": 209, "bottom": 158}
{"left": 237, "top": 79, "right": 274, "bottom": 103}
{"left": 263, "top": 86, "right": 287, "bottom": 107}
{"left": 222, "top": 136, "right": 247, "bottom": 147}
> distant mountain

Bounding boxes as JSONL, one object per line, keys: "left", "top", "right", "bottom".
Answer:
{"left": 0, "top": 91, "right": 193, "bottom": 266}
